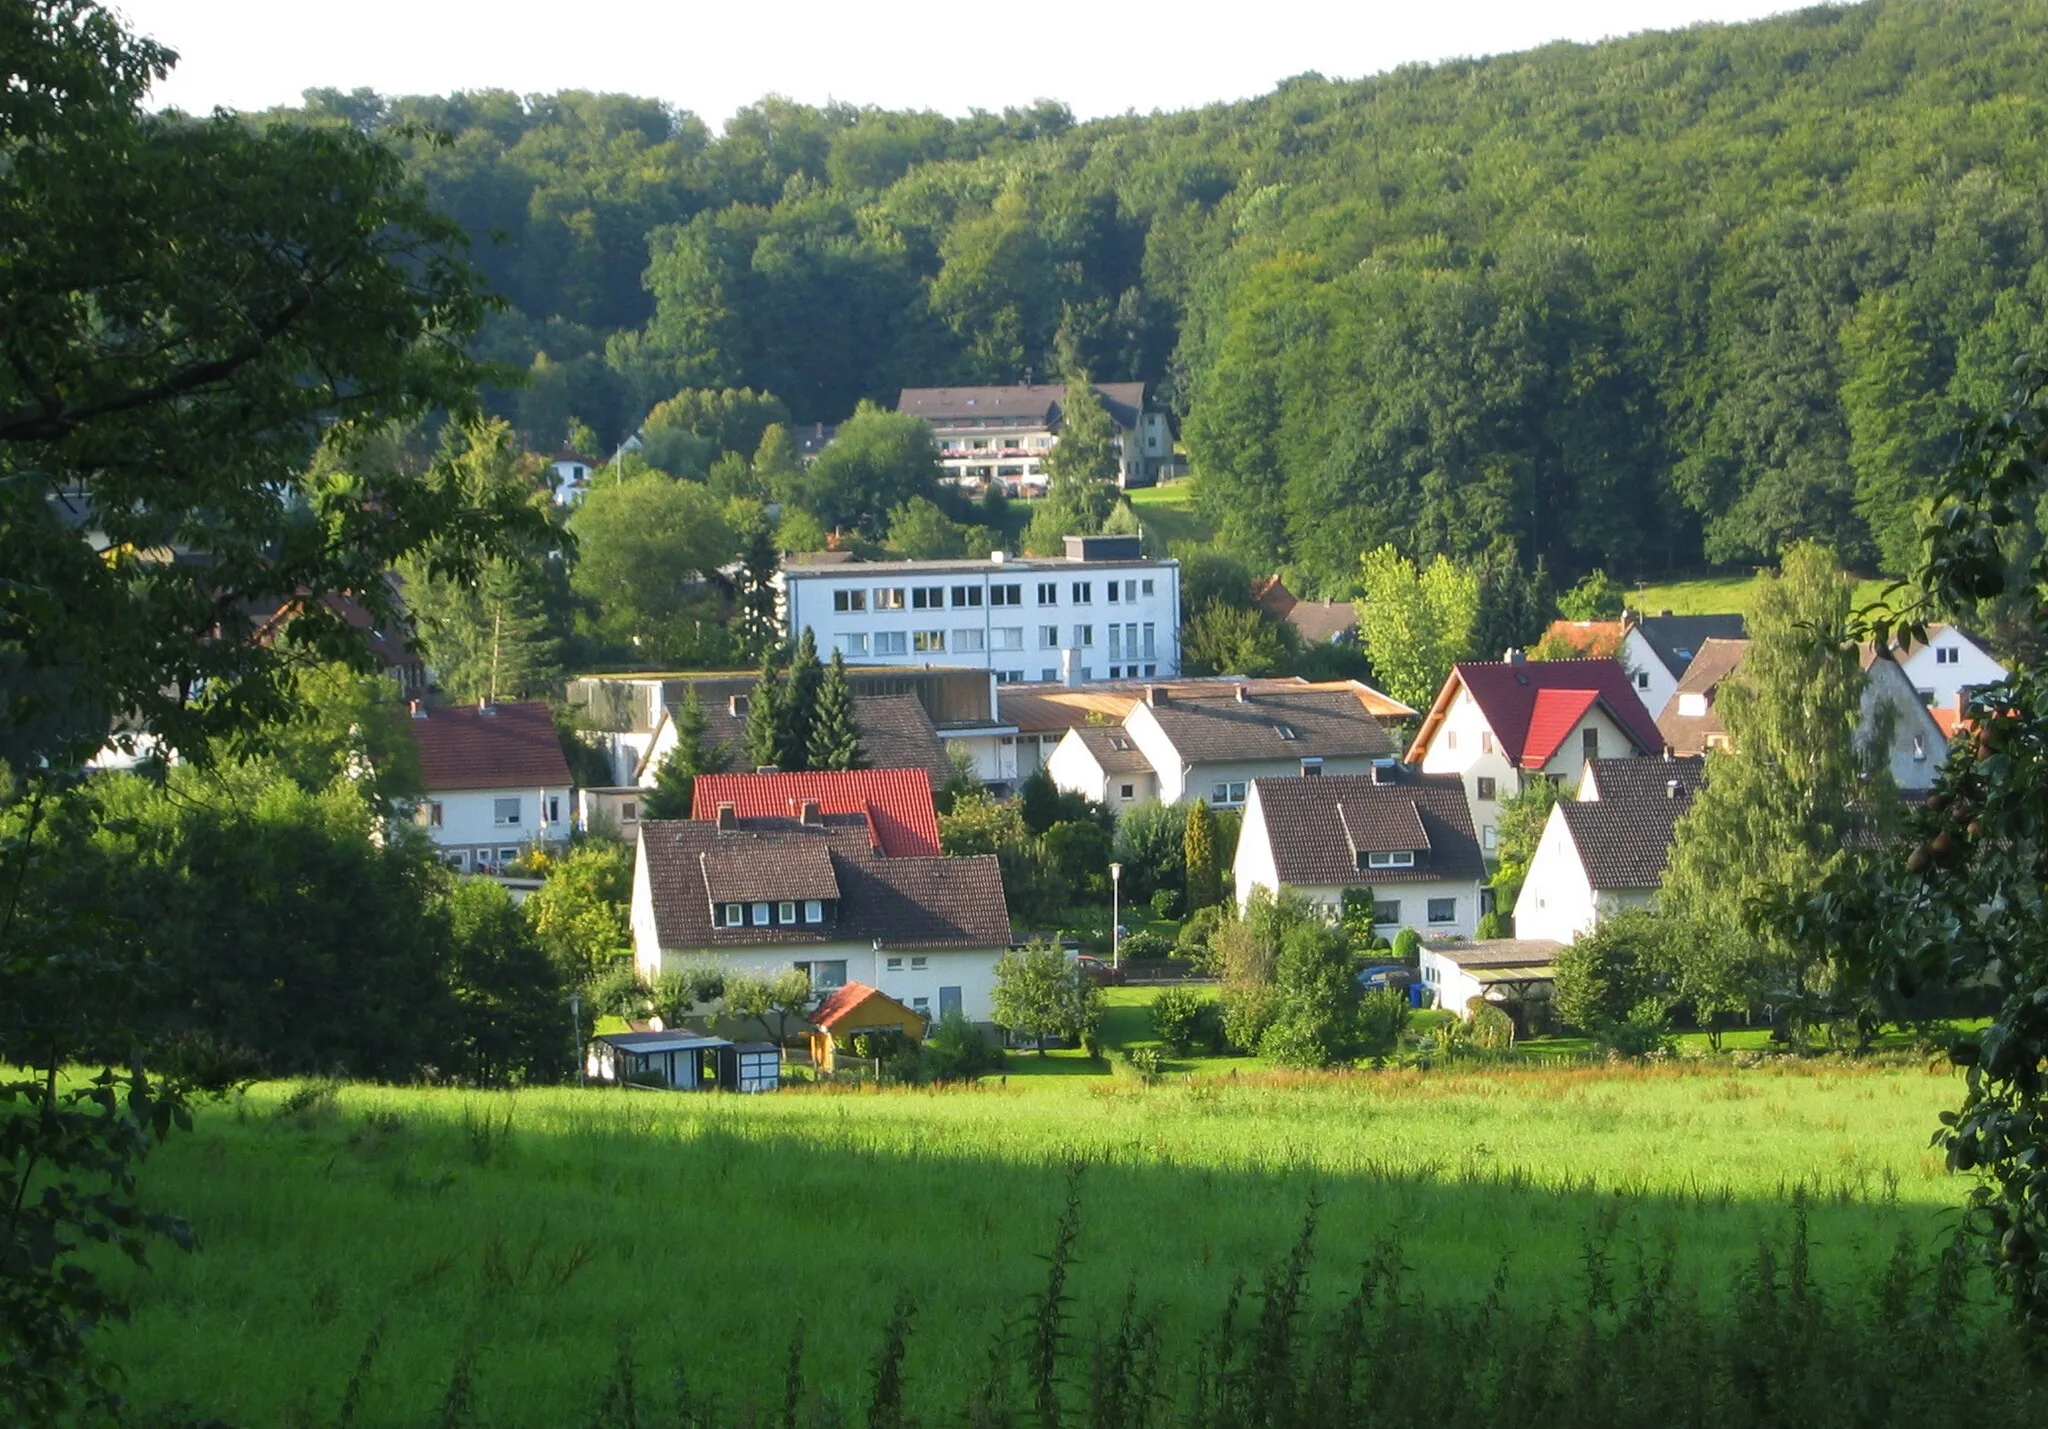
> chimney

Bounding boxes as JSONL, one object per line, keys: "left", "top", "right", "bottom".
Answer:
{"left": 715, "top": 802, "right": 737, "bottom": 831}
{"left": 799, "top": 799, "right": 823, "bottom": 826}
{"left": 1061, "top": 649, "right": 1079, "bottom": 689}
{"left": 1666, "top": 779, "right": 1679, "bottom": 799}
{"left": 1503, "top": 648, "right": 1525, "bottom": 664}
{"left": 1235, "top": 685, "right": 1251, "bottom": 703}
{"left": 409, "top": 700, "right": 426, "bottom": 720}
{"left": 1147, "top": 685, "right": 1169, "bottom": 707}
{"left": 728, "top": 694, "right": 746, "bottom": 717}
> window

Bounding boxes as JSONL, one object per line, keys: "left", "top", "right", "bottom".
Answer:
{"left": 836, "top": 632, "right": 870, "bottom": 656}
{"left": 886, "top": 956, "right": 904, "bottom": 971}
{"left": 1480, "top": 731, "right": 1494, "bottom": 754}
{"left": 493, "top": 797, "right": 521, "bottom": 826}
{"left": 1373, "top": 900, "right": 1401, "bottom": 926}
{"left": 724, "top": 903, "right": 744, "bottom": 927}
{"left": 1447, "top": 731, "right": 1458, "bottom": 751}
{"left": 1635, "top": 670, "right": 1651, "bottom": 690}
{"left": 912, "top": 996, "right": 931, "bottom": 1014}
{"left": 1274, "top": 723, "right": 1299, "bottom": 740}
{"left": 619, "top": 802, "right": 638, "bottom": 824}
{"left": 423, "top": 801, "right": 443, "bottom": 828}
{"left": 1211, "top": 780, "right": 1248, "bottom": 805}
{"left": 1913, "top": 735, "right": 1927, "bottom": 761}
{"left": 804, "top": 900, "right": 823, "bottom": 923}
{"left": 998, "top": 669, "right": 1025, "bottom": 683}
{"left": 1937, "top": 647, "right": 1960, "bottom": 665}
{"left": 752, "top": 901, "right": 771, "bottom": 926}
{"left": 993, "top": 626, "right": 1024, "bottom": 650}
{"left": 1143, "top": 664, "right": 1156, "bottom": 677}
{"left": 1428, "top": 898, "right": 1457, "bottom": 925}
{"left": 875, "top": 631, "right": 907, "bottom": 655}
{"left": 1109, "top": 625, "right": 1123, "bottom": 659}
{"left": 547, "top": 795, "right": 560, "bottom": 824}
{"left": 874, "top": 587, "right": 906, "bottom": 610}
{"left": 1076, "top": 624, "right": 1094, "bottom": 647}
{"left": 911, "top": 955, "right": 928, "bottom": 970}
{"left": 1476, "top": 776, "right": 1497, "bottom": 801}
{"left": 1039, "top": 625, "right": 1060, "bottom": 648}
{"left": 1037, "top": 582, "right": 1059, "bottom": 605}
{"left": 1366, "top": 850, "right": 1416, "bottom": 869}
{"left": 951, "top": 585, "right": 983, "bottom": 608}
{"left": 1120, "top": 783, "right": 1135, "bottom": 800}
{"left": 1124, "top": 580, "right": 1138, "bottom": 603}
{"left": 1109, "top": 734, "right": 1133, "bottom": 751}
{"left": 911, "top": 586, "right": 945, "bottom": 609}
{"left": 809, "top": 960, "right": 848, "bottom": 990}
{"left": 991, "top": 583, "right": 1022, "bottom": 606}
{"left": 497, "top": 847, "right": 519, "bottom": 864}
{"left": 447, "top": 849, "right": 471, "bottom": 871}
{"left": 1072, "top": 581, "right": 1092, "bottom": 604}
{"left": 953, "top": 629, "right": 986, "bottom": 652}
{"left": 779, "top": 901, "right": 797, "bottom": 924}
{"left": 1142, "top": 623, "right": 1155, "bottom": 658}
{"left": 1483, "top": 826, "right": 1498, "bottom": 852}
{"left": 1142, "top": 579, "right": 1155, "bottom": 597}
{"left": 1301, "top": 758, "right": 1323, "bottom": 776}
{"left": 1582, "top": 726, "right": 1599, "bottom": 760}
{"left": 1108, "top": 581, "right": 1119, "bottom": 603}
{"left": 833, "top": 589, "right": 867, "bottom": 612}
{"left": 914, "top": 630, "right": 946, "bottom": 652}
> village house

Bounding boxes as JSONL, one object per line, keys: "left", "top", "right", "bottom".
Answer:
{"left": 1539, "top": 613, "right": 1747, "bottom": 733}
{"left": 406, "top": 700, "right": 574, "bottom": 872}
{"left": 1232, "top": 766, "right": 1486, "bottom": 940}
{"left": 631, "top": 805, "right": 1012, "bottom": 1024}
{"left": 1892, "top": 623, "right": 2006, "bottom": 710}
{"left": 1048, "top": 684, "right": 1400, "bottom": 810}
{"left": 636, "top": 689, "right": 956, "bottom": 790}
{"left": 1406, "top": 655, "right": 1666, "bottom": 855}
{"left": 548, "top": 446, "right": 596, "bottom": 506}
{"left": 897, "top": 382, "right": 1174, "bottom": 492}
{"left": 1656, "top": 638, "right": 1948, "bottom": 788}
{"left": 1253, "top": 575, "right": 1361, "bottom": 647}
{"left": 687, "top": 768, "right": 941, "bottom": 857}
{"left": 1512, "top": 755, "right": 1706, "bottom": 944}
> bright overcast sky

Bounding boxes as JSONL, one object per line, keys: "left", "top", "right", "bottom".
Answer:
{"left": 116, "top": 0, "right": 1803, "bottom": 128}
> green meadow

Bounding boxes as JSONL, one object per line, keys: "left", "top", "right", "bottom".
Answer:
{"left": 104, "top": 1051, "right": 1973, "bottom": 1426}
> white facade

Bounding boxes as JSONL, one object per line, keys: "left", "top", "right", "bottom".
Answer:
{"left": 1860, "top": 656, "right": 1949, "bottom": 790}
{"left": 923, "top": 412, "right": 1171, "bottom": 492}
{"left": 1896, "top": 625, "right": 2005, "bottom": 710}
{"left": 778, "top": 549, "right": 1181, "bottom": 684}
{"left": 1415, "top": 686, "right": 1635, "bottom": 855}
{"left": 1621, "top": 626, "right": 1680, "bottom": 724}
{"left": 1043, "top": 729, "right": 1158, "bottom": 808}
{"left": 418, "top": 785, "right": 571, "bottom": 871}
{"left": 550, "top": 456, "right": 593, "bottom": 506}
{"left": 628, "top": 844, "right": 1004, "bottom": 1021}
{"left": 1510, "top": 803, "right": 1657, "bottom": 944}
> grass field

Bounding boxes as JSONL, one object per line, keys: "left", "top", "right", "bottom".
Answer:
{"left": 101, "top": 1046, "right": 1975, "bottom": 1426}
{"left": 1630, "top": 573, "right": 1895, "bottom": 618}
{"left": 1128, "top": 480, "right": 1214, "bottom": 550}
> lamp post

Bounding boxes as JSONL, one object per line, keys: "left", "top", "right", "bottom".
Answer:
{"left": 569, "top": 992, "right": 583, "bottom": 1088}
{"left": 1109, "top": 862, "right": 1123, "bottom": 970}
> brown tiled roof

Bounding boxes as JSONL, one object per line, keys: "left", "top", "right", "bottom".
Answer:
{"left": 897, "top": 382, "right": 1146, "bottom": 431}
{"left": 1558, "top": 794, "right": 1693, "bottom": 892}
{"left": 408, "top": 701, "right": 572, "bottom": 792}
{"left": 700, "top": 840, "right": 841, "bottom": 902}
{"left": 1249, "top": 771, "right": 1482, "bottom": 886}
{"left": 1068, "top": 725, "right": 1154, "bottom": 775}
{"left": 654, "top": 692, "right": 952, "bottom": 788}
{"left": 1656, "top": 638, "right": 1749, "bottom": 756}
{"left": 1543, "top": 620, "right": 1626, "bottom": 658}
{"left": 1581, "top": 755, "right": 1707, "bottom": 803}
{"left": 640, "top": 821, "right": 1010, "bottom": 951}
{"left": 1145, "top": 689, "right": 1396, "bottom": 766}
{"left": 1285, "top": 601, "right": 1360, "bottom": 645}
{"left": 1252, "top": 575, "right": 1298, "bottom": 620}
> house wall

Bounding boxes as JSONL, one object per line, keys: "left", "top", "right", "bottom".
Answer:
{"left": 1418, "top": 947, "right": 1488, "bottom": 1018}
{"left": 1622, "top": 627, "right": 1679, "bottom": 721}
{"left": 1535, "top": 707, "right": 1639, "bottom": 784}
{"left": 1184, "top": 755, "right": 1384, "bottom": 811}
{"left": 642, "top": 938, "right": 1005, "bottom": 1025}
{"left": 1898, "top": 629, "right": 2005, "bottom": 709}
{"left": 1860, "top": 660, "right": 1948, "bottom": 790}
{"left": 422, "top": 785, "right": 570, "bottom": 869}
{"left": 1045, "top": 732, "right": 1111, "bottom": 804}
{"left": 1512, "top": 805, "right": 1596, "bottom": 943}
{"left": 1417, "top": 686, "right": 1522, "bottom": 855}
{"left": 1234, "top": 790, "right": 1480, "bottom": 937}
{"left": 941, "top": 729, "right": 1022, "bottom": 785}
{"left": 1231, "top": 783, "right": 1281, "bottom": 909}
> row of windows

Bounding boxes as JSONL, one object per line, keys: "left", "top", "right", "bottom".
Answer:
{"left": 1372, "top": 897, "right": 1459, "bottom": 926}
{"left": 829, "top": 579, "right": 1157, "bottom": 613}
{"left": 837, "top": 624, "right": 1157, "bottom": 658}
{"left": 1446, "top": 728, "right": 1601, "bottom": 760}
{"left": 720, "top": 900, "right": 826, "bottom": 928}
{"left": 882, "top": 955, "right": 931, "bottom": 972}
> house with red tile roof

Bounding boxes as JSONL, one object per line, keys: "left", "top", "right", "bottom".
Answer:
{"left": 1406, "top": 655, "right": 1665, "bottom": 856}
{"left": 689, "top": 769, "right": 941, "bottom": 857}
{"left": 406, "top": 700, "right": 574, "bottom": 873}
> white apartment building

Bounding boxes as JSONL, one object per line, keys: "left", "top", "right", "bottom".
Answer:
{"left": 897, "top": 383, "right": 1174, "bottom": 492}
{"left": 777, "top": 536, "right": 1181, "bottom": 685}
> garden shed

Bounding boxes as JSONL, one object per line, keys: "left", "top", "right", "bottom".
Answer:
{"left": 808, "top": 982, "right": 927, "bottom": 1071}
{"left": 587, "top": 1031, "right": 781, "bottom": 1092}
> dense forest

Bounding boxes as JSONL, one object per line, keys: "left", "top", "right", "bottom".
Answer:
{"left": 278, "top": 0, "right": 2048, "bottom": 594}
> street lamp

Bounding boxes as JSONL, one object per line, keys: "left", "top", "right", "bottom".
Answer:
{"left": 569, "top": 992, "right": 583, "bottom": 1088}
{"left": 1109, "top": 862, "right": 1123, "bottom": 970}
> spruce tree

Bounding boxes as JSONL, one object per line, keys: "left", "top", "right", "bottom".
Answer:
{"left": 806, "top": 648, "right": 865, "bottom": 771}
{"left": 1183, "top": 798, "right": 1221, "bottom": 912}
{"left": 643, "top": 686, "right": 726, "bottom": 818}
{"left": 744, "top": 653, "right": 784, "bottom": 770}
{"left": 732, "top": 520, "right": 782, "bottom": 661}
{"left": 780, "top": 628, "right": 824, "bottom": 768}
{"left": 1023, "top": 378, "right": 1120, "bottom": 556}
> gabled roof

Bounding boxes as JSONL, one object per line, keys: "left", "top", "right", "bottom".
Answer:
{"left": 644, "top": 692, "right": 952, "bottom": 790}
{"left": 1143, "top": 689, "right": 1397, "bottom": 766}
{"left": 1633, "top": 614, "right": 1747, "bottom": 679}
{"left": 689, "top": 769, "right": 941, "bottom": 857}
{"left": 1248, "top": 771, "right": 1483, "bottom": 887}
{"left": 1406, "top": 659, "right": 1664, "bottom": 767}
{"left": 810, "top": 981, "right": 925, "bottom": 1031}
{"left": 639, "top": 821, "right": 1010, "bottom": 951}
{"left": 1656, "top": 638, "right": 1749, "bottom": 756}
{"left": 1254, "top": 578, "right": 1359, "bottom": 645}
{"left": 700, "top": 840, "right": 841, "bottom": 902}
{"left": 897, "top": 382, "right": 1146, "bottom": 431}
{"left": 1067, "top": 724, "right": 1155, "bottom": 775}
{"left": 1557, "top": 793, "right": 1694, "bottom": 892}
{"left": 1580, "top": 755, "right": 1707, "bottom": 803}
{"left": 252, "top": 590, "right": 423, "bottom": 673}
{"left": 408, "top": 701, "right": 572, "bottom": 792}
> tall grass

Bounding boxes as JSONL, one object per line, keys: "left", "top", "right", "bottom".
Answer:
{"left": 109, "top": 1061, "right": 1972, "bottom": 1425}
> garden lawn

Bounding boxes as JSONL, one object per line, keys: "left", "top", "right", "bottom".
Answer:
{"left": 1629, "top": 573, "right": 1893, "bottom": 619}
{"left": 103, "top": 1056, "right": 1972, "bottom": 1425}
{"left": 1127, "top": 480, "right": 1213, "bottom": 549}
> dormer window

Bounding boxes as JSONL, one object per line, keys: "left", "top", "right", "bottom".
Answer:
{"left": 723, "top": 903, "right": 744, "bottom": 927}
{"left": 779, "top": 901, "right": 797, "bottom": 923}
{"left": 752, "top": 901, "right": 771, "bottom": 925}
{"left": 1364, "top": 851, "right": 1417, "bottom": 870}
{"left": 805, "top": 900, "right": 823, "bottom": 923}
{"left": 1109, "top": 735, "right": 1132, "bottom": 752}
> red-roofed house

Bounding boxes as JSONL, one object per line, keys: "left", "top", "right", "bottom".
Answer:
{"left": 1406, "top": 656, "right": 1665, "bottom": 855}
{"left": 407, "top": 700, "right": 574, "bottom": 872}
{"left": 689, "top": 769, "right": 941, "bottom": 857}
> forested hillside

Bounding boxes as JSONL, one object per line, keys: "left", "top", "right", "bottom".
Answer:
{"left": 284, "top": 0, "right": 2048, "bottom": 592}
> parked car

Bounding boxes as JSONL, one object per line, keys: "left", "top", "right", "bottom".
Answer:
{"left": 1355, "top": 963, "right": 1416, "bottom": 992}
{"left": 1073, "top": 954, "right": 1127, "bottom": 986}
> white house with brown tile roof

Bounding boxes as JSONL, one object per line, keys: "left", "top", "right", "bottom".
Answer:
{"left": 406, "top": 700, "right": 574, "bottom": 872}
{"left": 1407, "top": 656, "right": 1666, "bottom": 857}
{"left": 1892, "top": 622, "right": 2006, "bottom": 711}
{"left": 1512, "top": 755, "right": 1705, "bottom": 945}
{"left": 636, "top": 691, "right": 955, "bottom": 790}
{"left": 631, "top": 809, "right": 1012, "bottom": 1023}
{"left": 1044, "top": 724, "right": 1158, "bottom": 808}
{"left": 1233, "top": 768, "right": 1485, "bottom": 940}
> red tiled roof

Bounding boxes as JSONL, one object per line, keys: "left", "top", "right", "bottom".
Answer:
{"left": 1253, "top": 575, "right": 1299, "bottom": 619}
{"left": 690, "top": 769, "right": 941, "bottom": 857}
{"left": 810, "top": 981, "right": 881, "bottom": 1029}
{"left": 408, "top": 701, "right": 573, "bottom": 792}
{"left": 1406, "top": 658, "right": 1665, "bottom": 767}
{"left": 1522, "top": 688, "right": 1601, "bottom": 767}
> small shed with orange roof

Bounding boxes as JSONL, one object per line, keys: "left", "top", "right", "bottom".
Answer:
{"left": 808, "top": 982, "right": 928, "bottom": 1071}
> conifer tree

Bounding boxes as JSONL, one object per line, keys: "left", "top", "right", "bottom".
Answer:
{"left": 1183, "top": 797, "right": 1221, "bottom": 912}
{"left": 780, "top": 628, "right": 824, "bottom": 768}
{"left": 642, "top": 685, "right": 726, "bottom": 818}
{"left": 1023, "top": 377, "right": 1119, "bottom": 555}
{"left": 744, "top": 653, "right": 784, "bottom": 770}
{"left": 806, "top": 648, "right": 865, "bottom": 770}
{"left": 732, "top": 520, "right": 781, "bottom": 661}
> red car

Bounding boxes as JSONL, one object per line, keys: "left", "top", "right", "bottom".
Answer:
{"left": 1073, "top": 955, "right": 1127, "bottom": 986}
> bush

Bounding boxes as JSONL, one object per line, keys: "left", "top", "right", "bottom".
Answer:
{"left": 1117, "top": 929, "right": 1172, "bottom": 962}
{"left": 1356, "top": 987, "right": 1412, "bottom": 1054}
{"left": 1176, "top": 905, "right": 1229, "bottom": 968}
{"left": 1149, "top": 985, "right": 1215, "bottom": 1055}
{"left": 1221, "top": 983, "right": 1281, "bottom": 1053}
{"left": 885, "top": 1013, "right": 1003, "bottom": 1084}
{"left": 1112, "top": 802, "right": 1188, "bottom": 900}
{"left": 1599, "top": 1001, "right": 1675, "bottom": 1060}
{"left": 1117, "top": 1045, "right": 1164, "bottom": 1084}
{"left": 1476, "top": 910, "right": 1510, "bottom": 940}
{"left": 1391, "top": 927, "right": 1421, "bottom": 962}
{"left": 1149, "top": 888, "right": 1182, "bottom": 921}
{"left": 1042, "top": 819, "right": 1113, "bottom": 900}
{"left": 1468, "top": 1000, "right": 1516, "bottom": 1053}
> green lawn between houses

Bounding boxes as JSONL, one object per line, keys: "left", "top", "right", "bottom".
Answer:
{"left": 1628, "top": 572, "right": 1895, "bottom": 619}
{"left": 101, "top": 1014, "right": 1977, "bottom": 1426}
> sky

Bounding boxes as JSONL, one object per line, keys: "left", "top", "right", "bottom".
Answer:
{"left": 116, "top": 0, "right": 1803, "bottom": 127}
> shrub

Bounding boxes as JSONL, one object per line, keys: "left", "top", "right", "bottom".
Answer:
{"left": 1476, "top": 910, "right": 1510, "bottom": 940}
{"left": 1111, "top": 802, "right": 1188, "bottom": 899}
{"left": 1176, "top": 905, "right": 1229, "bottom": 968}
{"left": 1599, "top": 1001, "right": 1675, "bottom": 1060}
{"left": 1391, "top": 927, "right": 1421, "bottom": 962}
{"left": 1468, "top": 999, "right": 1516, "bottom": 1053}
{"left": 1116, "top": 929, "right": 1172, "bottom": 963}
{"left": 1356, "top": 986, "right": 1412, "bottom": 1054}
{"left": 1118, "top": 1046, "right": 1164, "bottom": 1084}
{"left": 921, "top": 1013, "right": 1004, "bottom": 1083}
{"left": 1149, "top": 888, "right": 1182, "bottom": 921}
{"left": 1221, "top": 983, "right": 1281, "bottom": 1053}
{"left": 1149, "top": 985, "right": 1215, "bottom": 1055}
{"left": 1042, "top": 819, "right": 1113, "bottom": 900}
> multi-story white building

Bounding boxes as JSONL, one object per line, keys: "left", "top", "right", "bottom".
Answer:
{"left": 406, "top": 700, "right": 575, "bottom": 872}
{"left": 897, "top": 383, "right": 1174, "bottom": 492}
{"left": 777, "top": 536, "right": 1181, "bottom": 685}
